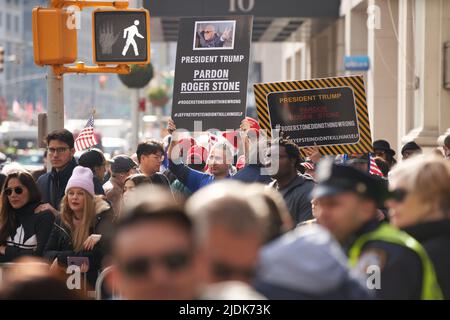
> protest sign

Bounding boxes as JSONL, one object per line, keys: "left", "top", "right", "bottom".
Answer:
{"left": 254, "top": 76, "right": 373, "bottom": 155}
{"left": 172, "top": 16, "right": 253, "bottom": 132}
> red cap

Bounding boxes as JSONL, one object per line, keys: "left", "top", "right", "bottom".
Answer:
{"left": 245, "top": 117, "right": 260, "bottom": 131}
{"left": 222, "top": 131, "right": 240, "bottom": 151}
{"left": 245, "top": 117, "right": 260, "bottom": 138}
{"left": 178, "top": 137, "right": 196, "bottom": 156}
{"left": 187, "top": 145, "right": 208, "bottom": 164}
{"left": 236, "top": 155, "right": 246, "bottom": 171}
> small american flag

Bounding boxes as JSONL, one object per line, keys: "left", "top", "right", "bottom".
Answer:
{"left": 75, "top": 114, "right": 97, "bottom": 152}
{"left": 369, "top": 155, "right": 384, "bottom": 177}
{"left": 301, "top": 162, "right": 315, "bottom": 171}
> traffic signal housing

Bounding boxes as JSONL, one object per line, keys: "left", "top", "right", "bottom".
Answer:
{"left": 92, "top": 9, "right": 150, "bottom": 65}
{"left": 32, "top": 7, "right": 77, "bottom": 66}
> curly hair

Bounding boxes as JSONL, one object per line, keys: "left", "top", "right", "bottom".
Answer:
{"left": 271, "top": 135, "right": 303, "bottom": 170}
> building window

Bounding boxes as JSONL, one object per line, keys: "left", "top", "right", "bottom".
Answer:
{"left": 14, "top": 16, "right": 19, "bottom": 34}
{"left": 5, "top": 64, "right": 11, "bottom": 81}
{"left": 6, "top": 14, "right": 11, "bottom": 32}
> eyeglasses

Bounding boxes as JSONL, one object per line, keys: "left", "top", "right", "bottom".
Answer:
{"left": 390, "top": 188, "right": 408, "bottom": 202}
{"left": 204, "top": 30, "right": 214, "bottom": 34}
{"left": 120, "top": 251, "right": 192, "bottom": 278}
{"left": 211, "top": 261, "right": 256, "bottom": 281}
{"left": 5, "top": 187, "right": 24, "bottom": 196}
{"left": 48, "top": 147, "right": 70, "bottom": 154}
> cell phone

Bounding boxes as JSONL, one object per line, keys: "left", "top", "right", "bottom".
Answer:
{"left": 67, "top": 256, "right": 90, "bottom": 269}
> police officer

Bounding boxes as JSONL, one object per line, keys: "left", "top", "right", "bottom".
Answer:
{"left": 311, "top": 158, "right": 443, "bottom": 300}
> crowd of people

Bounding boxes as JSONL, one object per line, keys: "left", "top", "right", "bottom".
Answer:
{"left": 0, "top": 117, "right": 449, "bottom": 300}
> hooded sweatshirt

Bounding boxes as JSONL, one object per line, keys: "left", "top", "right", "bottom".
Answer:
{"left": 254, "top": 224, "right": 371, "bottom": 300}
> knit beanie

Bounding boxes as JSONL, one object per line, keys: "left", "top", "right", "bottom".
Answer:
{"left": 65, "top": 166, "right": 95, "bottom": 197}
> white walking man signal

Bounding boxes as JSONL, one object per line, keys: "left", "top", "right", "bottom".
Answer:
{"left": 122, "top": 20, "right": 144, "bottom": 56}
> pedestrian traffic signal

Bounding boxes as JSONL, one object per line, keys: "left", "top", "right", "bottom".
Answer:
{"left": 92, "top": 9, "right": 150, "bottom": 65}
{"left": 0, "top": 46, "right": 4, "bottom": 73}
{"left": 32, "top": 7, "right": 77, "bottom": 66}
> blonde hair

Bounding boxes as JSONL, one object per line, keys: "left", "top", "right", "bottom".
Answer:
{"left": 60, "top": 189, "right": 96, "bottom": 251}
{"left": 389, "top": 155, "right": 450, "bottom": 216}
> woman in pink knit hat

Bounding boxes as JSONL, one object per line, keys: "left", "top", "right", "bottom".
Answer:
{"left": 44, "top": 166, "right": 114, "bottom": 288}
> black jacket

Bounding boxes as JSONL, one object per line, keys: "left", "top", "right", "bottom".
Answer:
{"left": 149, "top": 172, "right": 171, "bottom": 188}
{"left": 346, "top": 220, "right": 423, "bottom": 300}
{"left": 403, "top": 220, "right": 450, "bottom": 299}
{"left": 269, "top": 175, "right": 315, "bottom": 224}
{"left": 0, "top": 202, "right": 54, "bottom": 263}
{"left": 93, "top": 176, "right": 105, "bottom": 195}
{"left": 43, "top": 197, "right": 114, "bottom": 285}
{"left": 37, "top": 158, "right": 105, "bottom": 211}
{"left": 37, "top": 158, "right": 78, "bottom": 210}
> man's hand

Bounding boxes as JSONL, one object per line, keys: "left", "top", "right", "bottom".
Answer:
{"left": 239, "top": 118, "right": 252, "bottom": 160}
{"left": 303, "top": 145, "right": 321, "bottom": 164}
{"left": 35, "top": 203, "right": 59, "bottom": 216}
{"left": 83, "top": 234, "right": 102, "bottom": 251}
{"left": 221, "top": 27, "right": 232, "bottom": 41}
{"left": 240, "top": 118, "right": 251, "bottom": 134}
{"left": 0, "top": 245, "right": 6, "bottom": 255}
{"left": 167, "top": 119, "right": 181, "bottom": 163}
{"left": 168, "top": 118, "right": 177, "bottom": 135}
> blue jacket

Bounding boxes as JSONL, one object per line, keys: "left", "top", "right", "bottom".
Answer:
{"left": 169, "top": 159, "right": 217, "bottom": 193}
{"left": 232, "top": 164, "right": 272, "bottom": 184}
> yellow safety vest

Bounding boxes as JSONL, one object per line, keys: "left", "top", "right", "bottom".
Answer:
{"left": 348, "top": 223, "right": 443, "bottom": 300}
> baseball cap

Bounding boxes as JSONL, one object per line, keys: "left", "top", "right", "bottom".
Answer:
{"left": 111, "top": 155, "right": 138, "bottom": 173}
{"left": 78, "top": 149, "right": 105, "bottom": 169}
{"left": 311, "top": 158, "right": 388, "bottom": 206}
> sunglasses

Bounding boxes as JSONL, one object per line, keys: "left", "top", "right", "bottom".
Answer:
{"left": 48, "top": 147, "right": 70, "bottom": 154}
{"left": 120, "top": 251, "right": 192, "bottom": 278}
{"left": 211, "top": 261, "right": 256, "bottom": 281}
{"left": 5, "top": 187, "right": 24, "bottom": 196}
{"left": 390, "top": 188, "right": 408, "bottom": 202}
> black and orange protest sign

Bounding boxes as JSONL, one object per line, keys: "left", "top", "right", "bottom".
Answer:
{"left": 254, "top": 76, "right": 373, "bottom": 155}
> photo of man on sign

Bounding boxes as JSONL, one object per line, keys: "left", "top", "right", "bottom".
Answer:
{"left": 193, "top": 21, "right": 235, "bottom": 50}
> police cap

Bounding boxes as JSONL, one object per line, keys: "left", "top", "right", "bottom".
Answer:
{"left": 311, "top": 158, "right": 388, "bottom": 206}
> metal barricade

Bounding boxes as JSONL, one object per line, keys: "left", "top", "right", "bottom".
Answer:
{"left": 94, "top": 266, "right": 116, "bottom": 300}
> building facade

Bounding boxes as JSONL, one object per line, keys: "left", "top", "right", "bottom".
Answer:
{"left": 0, "top": 1, "right": 130, "bottom": 120}
{"left": 282, "top": 0, "right": 450, "bottom": 154}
